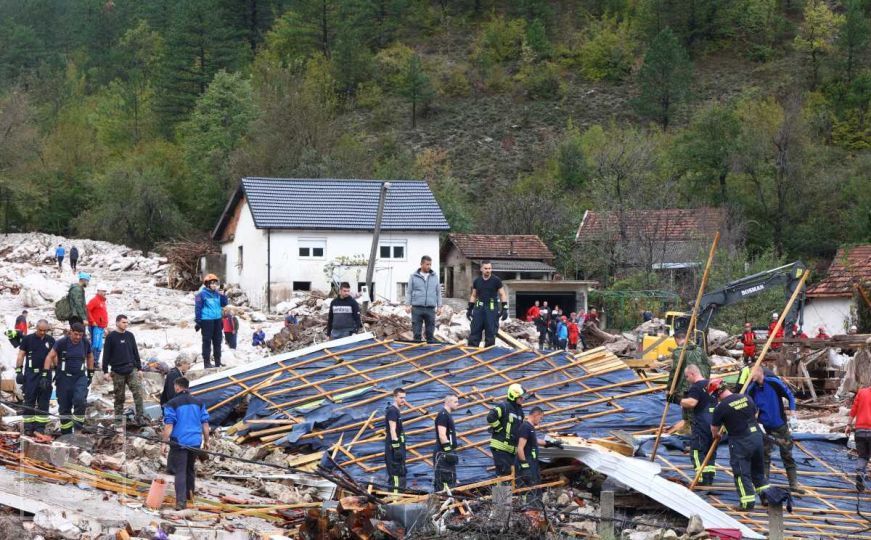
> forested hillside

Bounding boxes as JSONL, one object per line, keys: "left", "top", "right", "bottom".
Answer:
{"left": 0, "top": 0, "right": 868, "bottom": 283}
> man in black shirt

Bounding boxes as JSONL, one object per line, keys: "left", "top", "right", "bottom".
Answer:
{"left": 102, "top": 315, "right": 145, "bottom": 425}
{"left": 516, "top": 406, "right": 543, "bottom": 507}
{"left": 384, "top": 387, "right": 408, "bottom": 493}
{"left": 680, "top": 364, "right": 716, "bottom": 485}
{"left": 467, "top": 262, "right": 508, "bottom": 347}
{"left": 16, "top": 320, "right": 55, "bottom": 435}
{"left": 710, "top": 380, "right": 770, "bottom": 510}
{"left": 327, "top": 282, "right": 362, "bottom": 339}
{"left": 434, "top": 394, "right": 459, "bottom": 491}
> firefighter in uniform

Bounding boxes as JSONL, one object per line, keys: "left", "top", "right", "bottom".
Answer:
{"left": 384, "top": 387, "right": 408, "bottom": 493}
{"left": 680, "top": 364, "right": 717, "bottom": 485}
{"left": 43, "top": 323, "right": 94, "bottom": 435}
{"left": 16, "top": 320, "right": 55, "bottom": 435}
{"left": 709, "top": 379, "right": 770, "bottom": 510}
{"left": 467, "top": 261, "right": 508, "bottom": 348}
{"left": 667, "top": 332, "right": 711, "bottom": 431}
{"left": 487, "top": 383, "right": 525, "bottom": 477}
{"left": 433, "top": 394, "right": 459, "bottom": 491}
{"left": 516, "top": 406, "right": 543, "bottom": 507}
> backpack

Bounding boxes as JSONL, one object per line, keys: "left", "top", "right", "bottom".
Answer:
{"left": 54, "top": 295, "right": 72, "bottom": 321}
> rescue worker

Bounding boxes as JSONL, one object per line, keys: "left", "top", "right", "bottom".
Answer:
{"left": 194, "top": 274, "right": 228, "bottom": 368}
{"left": 846, "top": 381, "right": 871, "bottom": 491}
{"left": 161, "top": 356, "right": 192, "bottom": 407}
{"left": 746, "top": 367, "right": 804, "bottom": 493}
{"left": 326, "top": 282, "right": 362, "bottom": 338}
{"left": 102, "top": 315, "right": 145, "bottom": 426}
{"left": 433, "top": 394, "right": 459, "bottom": 491}
{"left": 535, "top": 313, "right": 548, "bottom": 350}
{"left": 667, "top": 332, "right": 711, "bottom": 430}
{"left": 384, "top": 387, "right": 408, "bottom": 493}
{"left": 516, "top": 406, "right": 543, "bottom": 507}
{"left": 87, "top": 284, "right": 109, "bottom": 368}
{"left": 161, "top": 377, "right": 210, "bottom": 510}
{"left": 567, "top": 315, "right": 580, "bottom": 350}
{"left": 768, "top": 312, "right": 784, "bottom": 351}
{"left": 43, "top": 323, "right": 94, "bottom": 435}
{"left": 815, "top": 327, "right": 830, "bottom": 340}
{"left": 466, "top": 261, "right": 508, "bottom": 347}
{"left": 680, "top": 364, "right": 716, "bottom": 485}
{"left": 709, "top": 379, "right": 770, "bottom": 510}
{"left": 68, "top": 272, "right": 90, "bottom": 325}
{"left": 740, "top": 322, "right": 756, "bottom": 364}
{"left": 487, "top": 383, "right": 525, "bottom": 477}
{"left": 16, "top": 320, "right": 55, "bottom": 435}
{"left": 525, "top": 301, "right": 540, "bottom": 322}
{"left": 14, "top": 310, "right": 28, "bottom": 335}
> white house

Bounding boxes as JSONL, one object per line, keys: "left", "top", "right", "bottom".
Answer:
{"left": 804, "top": 244, "right": 871, "bottom": 334}
{"left": 211, "top": 178, "right": 450, "bottom": 310}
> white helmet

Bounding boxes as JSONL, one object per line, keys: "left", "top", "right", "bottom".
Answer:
{"left": 772, "top": 312, "right": 779, "bottom": 320}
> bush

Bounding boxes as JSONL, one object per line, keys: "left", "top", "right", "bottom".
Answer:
{"left": 483, "top": 64, "right": 513, "bottom": 94}
{"left": 579, "top": 17, "right": 635, "bottom": 82}
{"left": 374, "top": 42, "right": 415, "bottom": 89}
{"left": 354, "top": 81, "right": 384, "bottom": 110}
{"left": 520, "top": 62, "right": 565, "bottom": 99}
{"left": 473, "top": 16, "right": 527, "bottom": 66}
{"left": 436, "top": 63, "right": 472, "bottom": 97}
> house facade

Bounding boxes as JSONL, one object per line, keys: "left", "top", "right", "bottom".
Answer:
{"left": 805, "top": 244, "right": 871, "bottom": 334}
{"left": 441, "top": 233, "right": 596, "bottom": 318}
{"left": 212, "top": 178, "right": 450, "bottom": 310}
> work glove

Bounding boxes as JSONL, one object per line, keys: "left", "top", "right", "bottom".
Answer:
{"left": 519, "top": 460, "right": 530, "bottom": 469}
{"left": 38, "top": 372, "right": 51, "bottom": 392}
{"left": 500, "top": 302, "right": 509, "bottom": 321}
{"left": 87, "top": 369, "right": 95, "bottom": 383}
{"left": 15, "top": 368, "right": 24, "bottom": 385}
{"left": 442, "top": 444, "right": 452, "bottom": 452}
{"left": 391, "top": 442, "right": 401, "bottom": 449}
{"left": 466, "top": 302, "right": 474, "bottom": 321}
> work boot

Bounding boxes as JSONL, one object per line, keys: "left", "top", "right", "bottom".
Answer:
{"left": 857, "top": 474, "right": 866, "bottom": 493}
{"left": 700, "top": 473, "right": 715, "bottom": 486}
{"left": 786, "top": 468, "right": 806, "bottom": 494}
{"left": 736, "top": 502, "right": 755, "bottom": 512}
{"left": 759, "top": 492, "right": 768, "bottom": 507}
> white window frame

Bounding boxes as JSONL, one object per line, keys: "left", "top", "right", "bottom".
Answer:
{"left": 378, "top": 240, "right": 407, "bottom": 260}
{"left": 298, "top": 238, "right": 326, "bottom": 259}
{"left": 236, "top": 245, "right": 243, "bottom": 271}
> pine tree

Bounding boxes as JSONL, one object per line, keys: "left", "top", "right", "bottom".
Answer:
{"left": 634, "top": 28, "right": 692, "bottom": 129}
{"left": 838, "top": 0, "right": 870, "bottom": 83}
{"left": 399, "top": 54, "right": 433, "bottom": 128}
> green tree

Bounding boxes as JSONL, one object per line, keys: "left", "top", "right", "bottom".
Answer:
{"left": 672, "top": 103, "right": 741, "bottom": 204}
{"left": 154, "top": 0, "right": 246, "bottom": 130}
{"left": 0, "top": 91, "right": 43, "bottom": 232}
{"left": 838, "top": 0, "right": 870, "bottom": 83}
{"left": 579, "top": 17, "right": 635, "bottom": 82}
{"left": 177, "top": 70, "right": 258, "bottom": 226}
{"left": 399, "top": 54, "right": 433, "bottom": 128}
{"left": 635, "top": 28, "right": 693, "bottom": 129}
{"left": 553, "top": 121, "right": 589, "bottom": 191}
{"left": 794, "top": 0, "right": 845, "bottom": 89}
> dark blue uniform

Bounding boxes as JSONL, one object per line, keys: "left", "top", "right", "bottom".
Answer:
{"left": 19, "top": 333, "right": 55, "bottom": 434}
{"left": 433, "top": 408, "right": 457, "bottom": 491}
{"left": 487, "top": 399, "right": 524, "bottom": 476}
{"left": 469, "top": 276, "right": 503, "bottom": 347}
{"left": 711, "top": 393, "right": 770, "bottom": 509}
{"left": 53, "top": 336, "right": 91, "bottom": 434}
{"left": 686, "top": 379, "right": 717, "bottom": 485}
{"left": 384, "top": 404, "right": 406, "bottom": 493}
{"left": 516, "top": 420, "right": 541, "bottom": 506}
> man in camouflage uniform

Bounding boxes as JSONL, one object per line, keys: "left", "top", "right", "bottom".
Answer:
{"left": 102, "top": 315, "right": 145, "bottom": 425}
{"left": 667, "top": 332, "right": 712, "bottom": 429}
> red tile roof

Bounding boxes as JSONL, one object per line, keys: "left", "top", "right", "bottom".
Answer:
{"left": 447, "top": 234, "right": 554, "bottom": 261}
{"left": 575, "top": 208, "right": 726, "bottom": 242}
{"left": 807, "top": 244, "right": 871, "bottom": 298}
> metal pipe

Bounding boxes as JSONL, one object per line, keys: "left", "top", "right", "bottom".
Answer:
{"left": 364, "top": 182, "right": 390, "bottom": 313}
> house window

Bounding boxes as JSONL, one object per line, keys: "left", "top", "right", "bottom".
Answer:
{"left": 379, "top": 241, "right": 406, "bottom": 260}
{"left": 299, "top": 238, "right": 326, "bottom": 258}
{"left": 397, "top": 282, "right": 408, "bottom": 299}
{"left": 293, "top": 281, "right": 311, "bottom": 291}
{"left": 237, "top": 245, "right": 243, "bottom": 271}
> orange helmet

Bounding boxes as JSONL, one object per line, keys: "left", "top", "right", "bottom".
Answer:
{"left": 706, "top": 378, "right": 724, "bottom": 395}
{"left": 203, "top": 273, "right": 219, "bottom": 284}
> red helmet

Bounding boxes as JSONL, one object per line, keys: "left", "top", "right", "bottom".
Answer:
{"left": 706, "top": 378, "right": 724, "bottom": 395}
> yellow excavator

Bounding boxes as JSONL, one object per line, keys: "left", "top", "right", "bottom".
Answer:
{"left": 637, "top": 262, "right": 807, "bottom": 363}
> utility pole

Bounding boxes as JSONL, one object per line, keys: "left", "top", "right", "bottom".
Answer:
{"left": 363, "top": 182, "right": 390, "bottom": 315}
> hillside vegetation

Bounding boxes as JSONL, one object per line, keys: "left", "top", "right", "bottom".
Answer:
{"left": 0, "top": 0, "right": 869, "bottom": 286}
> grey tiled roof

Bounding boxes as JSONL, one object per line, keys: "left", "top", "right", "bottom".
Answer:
{"left": 490, "top": 260, "right": 557, "bottom": 273}
{"left": 238, "top": 178, "right": 449, "bottom": 232}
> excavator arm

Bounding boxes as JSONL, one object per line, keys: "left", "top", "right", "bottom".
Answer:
{"left": 693, "top": 261, "right": 808, "bottom": 332}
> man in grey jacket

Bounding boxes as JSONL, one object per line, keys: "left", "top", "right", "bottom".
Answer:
{"left": 405, "top": 255, "right": 442, "bottom": 343}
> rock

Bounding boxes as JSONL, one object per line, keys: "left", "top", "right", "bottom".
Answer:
{"left": 686, "top": 514, "right": 704, "bottom": 535}
{"left": 21, "top": 439, "right": 77, "bottom": 467}
{"left": 249, "top": 311, "right": 267, "bottom": 322}
{"left": 658, "top": 530, "right": 679, "bottom": 540}
{"left": 77, "top": 451, "right": 94, "bottom": 467}
{"left": 33, "top": 509, "right": 84, "bottom": 540}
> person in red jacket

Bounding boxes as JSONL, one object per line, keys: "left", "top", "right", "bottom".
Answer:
{"left": 790, "top": 324, "right": 808, "bottom": 340}
{"left": 525, "top": 301, "right": 541, "bottom": 322}
{"left": 741, "top": 322, "right": 756, "bottom": 363}
{"left": 815, "top": 327, "right": 831, "bottom": 340}
{"left": 87, "top": 285, "right": 109, "bottom": 368}
{"left": 847, "top": 384, "right": 871, "bottom": 492}
{"left": 14, "top": 310, "right": 28, "bottom": 335}
{"left": 768, "top": 312, "right": 784, "bottom": 350}
{"left": 567, "top": 315, "right": 580, "bottom": 350}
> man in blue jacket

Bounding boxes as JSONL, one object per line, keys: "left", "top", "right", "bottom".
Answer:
{"left": 747, "top": 366, "right": 805, "bottom": 493}
{"left": 162, "top": 377, "right": 210, "bottom": 510}
{"left": 194, "top": 274, "right": 228, "bottom": 369}
{"left": 405, "top": 255, "right": 442, "bottom": 343}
